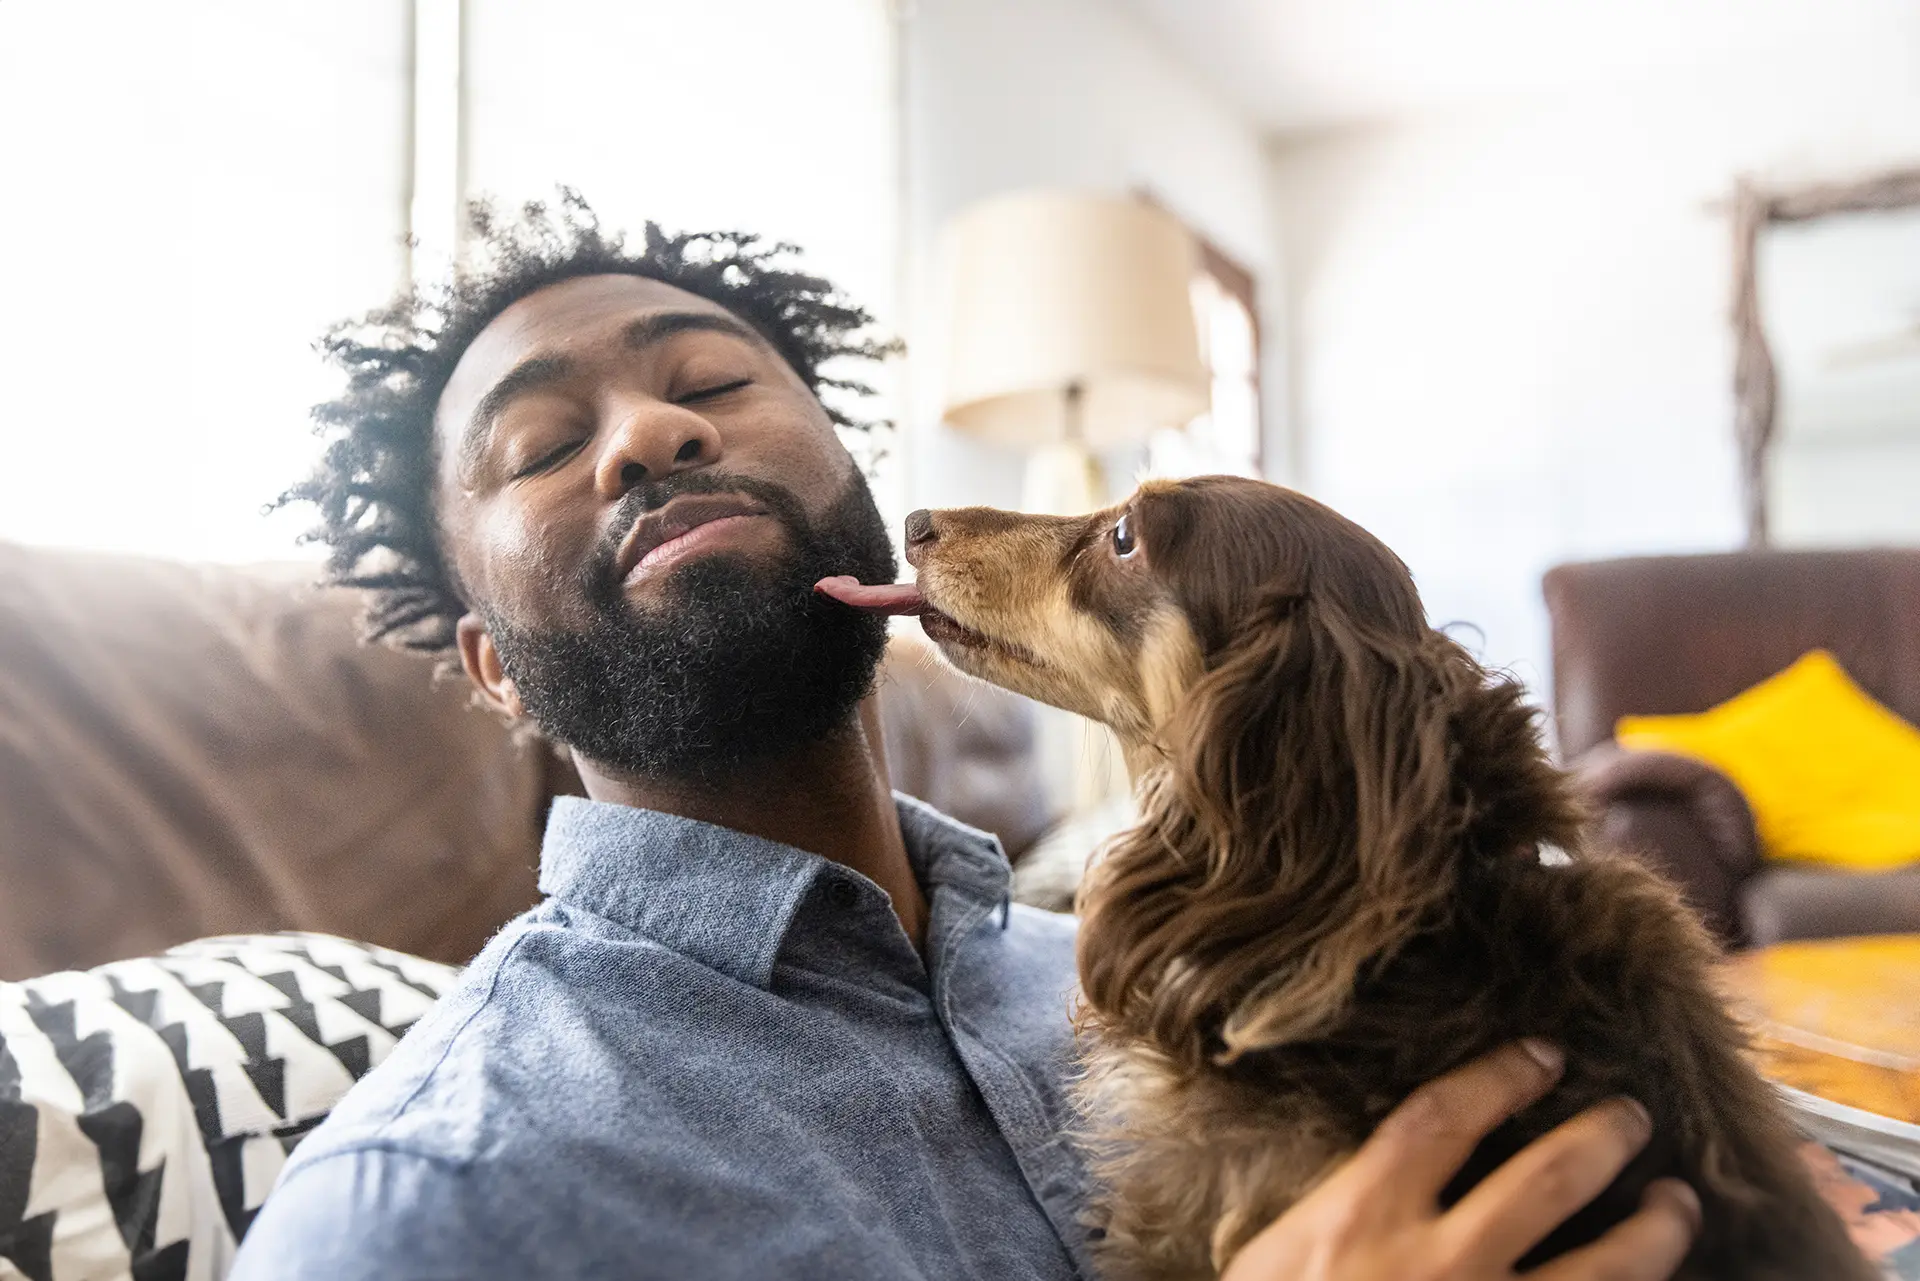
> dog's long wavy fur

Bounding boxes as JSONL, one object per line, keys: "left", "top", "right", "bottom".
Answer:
{"left": 907, "top": 476, "right": 1871, "bottom": 1281}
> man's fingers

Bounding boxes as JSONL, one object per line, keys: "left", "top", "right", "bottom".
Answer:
{"left": 1345, "top": 1040, "right": 1565, "bottom": 1204}
{"left": 1440, "top": 1096, "right": 1654, "bottom": 1268}
{"left": 1526, "top": 1178, "right": 1701, "bottom": 1281}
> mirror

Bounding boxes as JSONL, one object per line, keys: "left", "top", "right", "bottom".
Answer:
{"left": 1729, "top": 168, "right": 1920, "bottom": 547}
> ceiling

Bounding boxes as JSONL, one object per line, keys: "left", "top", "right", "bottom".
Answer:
{"left": 1117, "top": 0, "right": 1913, "bottom": 135}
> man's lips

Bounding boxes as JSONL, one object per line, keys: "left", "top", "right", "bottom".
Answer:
{"left": 618, "top": 494, "right": 771, "bottom": 584}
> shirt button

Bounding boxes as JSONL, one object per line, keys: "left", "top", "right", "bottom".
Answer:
{"left": 824, "top": 879, "right": 860, "bottom": 909}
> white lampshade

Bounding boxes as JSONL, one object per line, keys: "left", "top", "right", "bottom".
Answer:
{"left": 938, "top": 191, "right": 1209, "bottom": 452}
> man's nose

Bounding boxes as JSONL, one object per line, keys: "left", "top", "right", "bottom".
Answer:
{"left": 593, "top": 401, "right": 724, "bottom": 499}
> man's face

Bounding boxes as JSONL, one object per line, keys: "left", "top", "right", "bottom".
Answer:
{"left": 435, "top": 273, "right": 894, "bottom": 781}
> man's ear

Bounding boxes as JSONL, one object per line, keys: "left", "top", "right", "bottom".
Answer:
{"left": 455, "top": 614, "right": 525, "bottom": 718}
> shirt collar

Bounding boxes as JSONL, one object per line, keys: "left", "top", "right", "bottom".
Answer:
{"left": 537, "top": 792, "right": 1013, "bottom": 988}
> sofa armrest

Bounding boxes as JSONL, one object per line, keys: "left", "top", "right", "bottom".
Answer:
{"left": 1570, "top": 744, "right": 1762, "bottom": 947}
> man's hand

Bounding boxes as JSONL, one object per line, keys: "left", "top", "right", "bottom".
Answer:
{"left": 1221, "top": 1041, "right": 1702, "bottom": 1281}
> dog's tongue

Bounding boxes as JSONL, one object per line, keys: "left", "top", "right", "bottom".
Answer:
{"left": 815, "top": 576, "right": 926, "bottom": 615}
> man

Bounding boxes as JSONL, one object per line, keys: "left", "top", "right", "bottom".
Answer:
{"left": 232, "top": 193, "right": 1699, "bottom": 1280}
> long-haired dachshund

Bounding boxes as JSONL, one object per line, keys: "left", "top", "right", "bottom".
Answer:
{"left": 821, "top": 475, "right": 1870, "bottom": 1281}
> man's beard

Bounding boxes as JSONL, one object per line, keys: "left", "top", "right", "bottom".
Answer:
{"left": 483, "top": 469, "right": 895, "bottom": 786}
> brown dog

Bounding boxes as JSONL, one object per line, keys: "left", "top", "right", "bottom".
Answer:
{"left": 823, "top": 476, "right": 1871, "bottom": 1281}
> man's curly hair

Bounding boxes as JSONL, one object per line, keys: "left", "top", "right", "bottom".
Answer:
{"left": 278, "top": 188, "right": 896, "bottom": 654}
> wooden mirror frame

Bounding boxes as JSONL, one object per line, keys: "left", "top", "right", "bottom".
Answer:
{"left": 1730, "top": 166, "right": 1920, "bottom": 547}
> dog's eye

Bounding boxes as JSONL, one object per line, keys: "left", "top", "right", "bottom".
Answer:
{"left": 1112, "top": 514, "right": 1137, "bottom": 558}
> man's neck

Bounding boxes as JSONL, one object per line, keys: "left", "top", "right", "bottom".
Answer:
{"left": 572, "top": 696, "right": 929, "bottom": 952}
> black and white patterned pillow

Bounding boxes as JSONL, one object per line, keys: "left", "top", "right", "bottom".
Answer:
{"left": 0, "top": 932, "right": 460, "bottom": 1281}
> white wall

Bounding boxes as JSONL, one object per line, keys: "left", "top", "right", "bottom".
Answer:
{"left": 900, "top": 0, "right": 1283, "bottom": 517}
{"left": 1268, "top": 16, "right": 1920, "bottom": 715}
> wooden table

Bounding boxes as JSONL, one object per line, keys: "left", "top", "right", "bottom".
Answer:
{"left": 1722, "top": 935, "right": 1920, "bottom": 1274}
{"left": 1722, "top": 933, "right": 1920, "bottom": 1128}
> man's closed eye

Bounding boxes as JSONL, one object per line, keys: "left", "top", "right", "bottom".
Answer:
{"left": 674, "top": 377, "right": 753, "bottom": 404}
{"left": 514, "top": 439, "right": 587, "bottom": 481}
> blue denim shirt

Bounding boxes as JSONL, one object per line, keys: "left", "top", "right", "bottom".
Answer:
{"left": 230, "top": 794, "right": 1092, "bottom": 1280}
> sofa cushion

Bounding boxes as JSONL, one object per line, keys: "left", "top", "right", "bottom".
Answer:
{"left": 0, "top": 543, "right": 559, "bottom": 979}
{"left": 0, "top": 933, "right": 459, "bottom": 1281}
{"left": 1617, "top": 651, "right": 1920, "bottom": 872}
{"left": 1740, "top": 866, "right": 1920, "bottom": 948}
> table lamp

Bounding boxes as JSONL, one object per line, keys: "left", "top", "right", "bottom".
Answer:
{"left": 937, "top": 191, "right": 1210, "bottom": 513}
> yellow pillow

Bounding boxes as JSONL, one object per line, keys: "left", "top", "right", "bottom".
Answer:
{"left": 1615, "top": 651, "right": 1920, "bottom": 871}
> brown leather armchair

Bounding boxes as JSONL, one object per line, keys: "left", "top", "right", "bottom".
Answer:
{"left": 1542, "top": 548, "right": 1920, "bottom": 949}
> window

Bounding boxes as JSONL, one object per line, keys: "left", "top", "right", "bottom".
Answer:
{"left": 0, "top": 2, "right": 412, "bottom": 562}
{"left": 1148, "top": 230, "right": 1263, "bottom": 481}
{"left": 0, "top": 0, "right": 900, "bottom": 561}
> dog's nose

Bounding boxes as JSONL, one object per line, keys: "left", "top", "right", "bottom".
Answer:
{"left": 904, "top": 509, "right": 937, "bottom": 548}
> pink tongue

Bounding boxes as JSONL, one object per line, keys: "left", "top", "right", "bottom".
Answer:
{"left": 815, "top": 576, "right": 927, "bottom": 615}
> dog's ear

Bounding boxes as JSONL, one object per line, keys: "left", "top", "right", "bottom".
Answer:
{"left": 1077, "top": 588, "right": 1582, "bottom": 1068}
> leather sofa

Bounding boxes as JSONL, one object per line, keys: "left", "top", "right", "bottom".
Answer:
{"left": 0, "top": 541, "right": 1059, "bottom": 981}
{"left": 1542, "top": 547, "right": 1920, "bottom": 949}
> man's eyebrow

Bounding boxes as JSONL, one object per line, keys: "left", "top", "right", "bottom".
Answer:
{"left": 622, "top": 309, "right": 767, "bottom": 352}
{"left": 459, "top": 355, "right": 576, "bottom": 474}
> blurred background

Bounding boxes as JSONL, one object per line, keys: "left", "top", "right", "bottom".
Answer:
{"left": 5, "top": 0, "right": 1918, "bottom": 703}
{"left": 3, "top": 0, "right": 1920, "bottom": 945}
